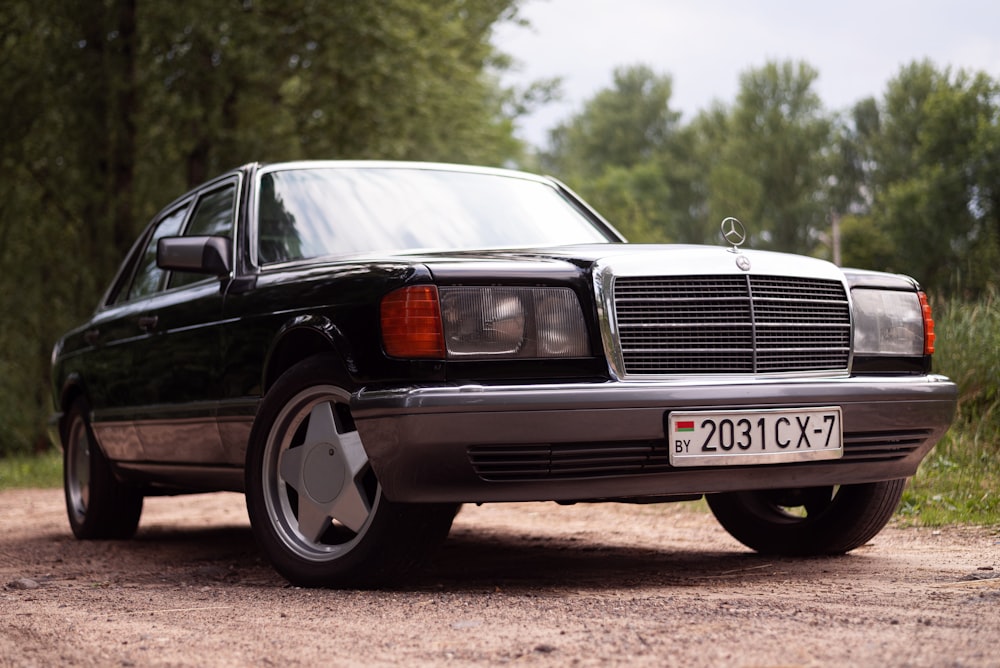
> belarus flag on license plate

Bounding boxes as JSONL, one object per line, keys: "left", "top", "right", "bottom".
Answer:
{"left": 676, "top": 420, "right": 695, "bottom": 432}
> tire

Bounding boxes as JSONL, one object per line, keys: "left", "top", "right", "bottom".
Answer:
{"left": 706, "top": 479, "right": 906, "bottom": 556}
{"left": 63, "top": 399, "right": 143, "bottom": 539}
{"left": 244, "top": 355, "right": 457, "bottom": 588}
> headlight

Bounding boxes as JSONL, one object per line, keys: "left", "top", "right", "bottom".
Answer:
{"left": 440, "top": 287, "right": 590, "bottom": 359}
{"left": 381, "top": 285, "right": 590, "bottom": 359}
{"left": 852, "top": 289, "right": 931, "bottom": 356}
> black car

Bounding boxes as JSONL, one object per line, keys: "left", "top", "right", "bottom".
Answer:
{"left": 51, "top": 161, "right": 957, "bottom": 587}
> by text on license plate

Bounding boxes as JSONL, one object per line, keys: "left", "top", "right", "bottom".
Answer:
{"left": 666, "top": 407, "right": 843, "bottom": 467}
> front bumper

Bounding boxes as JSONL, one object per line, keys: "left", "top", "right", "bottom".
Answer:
{"left": 352, "top": 375, "right": 957, "bottom": 503}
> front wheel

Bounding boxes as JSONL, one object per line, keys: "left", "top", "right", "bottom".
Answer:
{"left": 245, "top": 355, "right": 456, "bottom": 588}
{"left": 706, "top": 479, "right": 906, "bottom": 556}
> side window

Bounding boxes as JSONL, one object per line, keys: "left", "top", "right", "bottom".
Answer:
{"left": 169, "top": 183, "right": 237, "bottom": 290}
{"left": 125, "top": 205, "right": 190, "bottom": 302}
{"left": 258, "top": 172, "right": 304, "bottom": 264}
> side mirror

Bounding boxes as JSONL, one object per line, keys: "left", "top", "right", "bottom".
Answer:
{"left": 157, "top": 236, "right": 232, "bottom": 276}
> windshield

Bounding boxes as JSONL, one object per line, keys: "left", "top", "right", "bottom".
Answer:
{"left": 255, "top": 166, "right": 613, "bottom": 264}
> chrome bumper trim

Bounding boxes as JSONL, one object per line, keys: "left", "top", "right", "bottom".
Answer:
{"left": 352, "top": 376, "right": 956, "bottom": 503}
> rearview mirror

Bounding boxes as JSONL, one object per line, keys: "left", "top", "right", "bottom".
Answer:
{"left": 157, "top": 236, "right": 232, "bottom": 276}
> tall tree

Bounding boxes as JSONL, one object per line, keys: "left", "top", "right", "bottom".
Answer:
{"left": 826, "top": 98, "right": 885, "bottom": 267}
{"left": 715, "top": 61, "right": 831, "bottom": 255}
{"left": 541, "top": 65, "right": 693, "bottom": 242}
{"left": 544, "top": 64, "right": 679, "bottom": 178}
{"left": 0, "top": 0, "right": 529, "bottom": 454}
{"left": 868, "top": 61, "right": 1000, "bottom": 293}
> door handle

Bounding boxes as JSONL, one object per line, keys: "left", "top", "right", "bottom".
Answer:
{"left": 137, "top": 316, "right": 159, "bottom": 332}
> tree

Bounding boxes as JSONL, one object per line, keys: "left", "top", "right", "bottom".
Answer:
{"left": 713, "top": 61, "right": 832, "bottom": 255}
{"left": 544, "top": 65, "right": 680, "bottom": 178}
{"left": 541, "top": 65, "right": 696, "bottom": 242}
{"left": 541, "top": 61, "right": 833, "bottom": 249}
{"left": 868, "top": 61, "right": 1000, "bottom": 293}
{"left": 0, "top": 0, "right": 530, "bottom": 454}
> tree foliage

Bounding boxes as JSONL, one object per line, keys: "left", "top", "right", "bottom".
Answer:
{"left": 722, "top": 61, "right": 831, "bottom": 254}
{"left": 544, "top": 64, "right": 680, "bottom": 176}
{"left": 866, "top": 62, "right": 1000, "bottom": 292}
{"left": 543, "top": 58, "right": 1000, "bottom": 295}
{"left": 3, "top": 3, "right": 999, "bottom": 458}
{"left": 541, "top": 65, "right": 700, "bottom": 243}
{"left": 0, "top": 0, "right": 528, "bottom": 454}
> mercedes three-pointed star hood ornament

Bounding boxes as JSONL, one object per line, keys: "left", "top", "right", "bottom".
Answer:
{"left": 720, "top": 217, "right": 751, "bottom": 271}
{"left": 720, "top": 217, "right": 747, "bottom": 250}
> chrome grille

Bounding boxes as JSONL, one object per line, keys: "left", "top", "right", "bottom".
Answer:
{"left": 613, "top": 275, "right": 850, "bottom": 376}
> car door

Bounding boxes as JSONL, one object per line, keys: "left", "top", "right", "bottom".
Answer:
{"left": 86, "top": 201, "right": 193, "bottom": 462}
{"left": 127, "top": 177, "right": 241, "bottom": 465}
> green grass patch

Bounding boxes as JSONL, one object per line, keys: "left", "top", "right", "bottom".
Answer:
{"left": 0, "top": 448, "right": 62, "bottom": 489}
{"left": 899, "top": 291, "right": 1000, "bottom": 526}
{"left": 899, "top": 433, "right": 1000, "bottom": 526}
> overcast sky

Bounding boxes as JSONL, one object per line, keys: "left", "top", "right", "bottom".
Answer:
{"left": 494, "top": 0, "right": 1000, "bottom": 146}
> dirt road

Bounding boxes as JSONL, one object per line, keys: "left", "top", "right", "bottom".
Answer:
{"left": 1, "top": 488, "right": 998, "bottom": 666}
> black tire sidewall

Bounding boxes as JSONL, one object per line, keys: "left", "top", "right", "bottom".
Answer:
{"left": 63, "top": 399, "right": 142, "bottom": 540}
{"left": 707, "top": 479, "right": 906, "bottom": 556}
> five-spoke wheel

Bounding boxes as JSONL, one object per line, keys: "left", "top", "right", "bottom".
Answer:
{"left": 245, "top": 355, "right": 456, "bottom": 587}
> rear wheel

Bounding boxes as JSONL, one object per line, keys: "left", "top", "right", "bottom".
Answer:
{"left": 63, "top": 399, "right": 143, "bottom": 539}
{"left": 245, "top": 355, "right": 457, "bottom": 588}
{"left": 706, "top": 479, "right": 906, "bottom": 556}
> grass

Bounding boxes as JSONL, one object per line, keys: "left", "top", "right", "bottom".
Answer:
{"left": 897, "top": 291, "right": 1000, "bottom": 526}
{"left": 899, "top": 436, "right": 1000, "bottom": 526}
{"left": 2, "top": 294, "right": 998, "bottom": 528}
{"left": 0, "top": 448, "right": 61, "bottom": 489}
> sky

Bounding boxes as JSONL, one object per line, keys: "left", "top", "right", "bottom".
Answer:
{"left": 493, "top": 0, "right": 1000, "bottom": 147}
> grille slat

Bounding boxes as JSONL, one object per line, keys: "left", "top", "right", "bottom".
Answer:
{"left": 468, "top": 429, "right": 932, "bottom": 481}
{"left": 613, "top": 275, "right": 850, "bottom": 376}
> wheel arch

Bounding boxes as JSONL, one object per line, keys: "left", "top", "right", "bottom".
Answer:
{"left": 56, "top": 374, "right": 89, "bottom": 444}
{"left": 262, "top": 316, "right": 355, "bottom": 393}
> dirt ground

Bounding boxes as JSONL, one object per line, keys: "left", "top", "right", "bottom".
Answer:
{"left": 1, "top": 488, "right": 998, "bottom": 667}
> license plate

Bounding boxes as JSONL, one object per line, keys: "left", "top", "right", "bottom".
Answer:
{"left": 666, "top": 407, "right": 843, "bottom": 467}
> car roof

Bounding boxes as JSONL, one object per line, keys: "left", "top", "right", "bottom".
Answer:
{"left": 253, "top": 160, "right": 556, "bottom": 185}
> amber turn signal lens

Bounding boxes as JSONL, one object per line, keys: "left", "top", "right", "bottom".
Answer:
{"left": 918, "top": 292, "right": 935, "bottom": 355}
{"left": 381, "top": 285, "right": 445, "bottom": 358}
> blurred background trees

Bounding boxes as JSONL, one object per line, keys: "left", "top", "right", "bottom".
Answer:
{"left": 544, "top": 58, "right": 1000, "bottom": 294}
{"left": 0, "top": 0, "right": 535, "bottom": 453}
{"left": 1, "top": 1, "right": 997, "bottom": 455}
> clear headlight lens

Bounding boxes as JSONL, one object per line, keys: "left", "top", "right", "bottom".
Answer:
{"left": 852, "top": 289, "right": 926, "bottom": 356}
{"left": 439, "top": 287, "right": 589, "bottom": 359}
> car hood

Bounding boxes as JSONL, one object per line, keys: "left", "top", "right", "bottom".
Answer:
{"left": 395, "top": 243, "right": 847, "bottom": 284}
{"left": 271, "top": 242, "right": 850, "bottom": 287}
